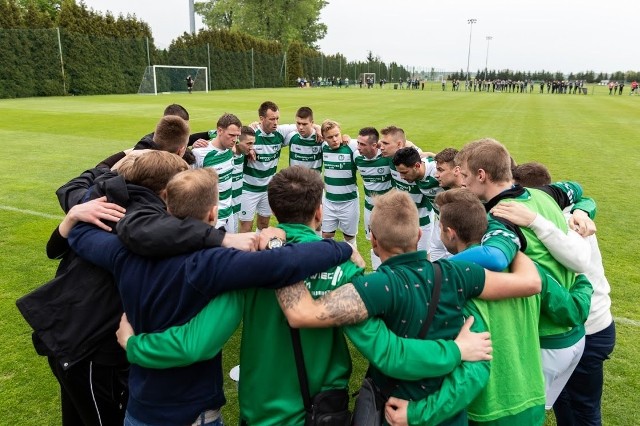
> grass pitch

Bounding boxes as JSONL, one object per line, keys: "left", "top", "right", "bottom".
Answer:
{"left": 0, "top": 86, "right": 638, "bottom": 425}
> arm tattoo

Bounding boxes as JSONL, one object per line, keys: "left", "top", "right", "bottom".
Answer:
{"left": 276, "top": 281, "right": 306, "bottom": 310}
{"left": 317, "top": 284, "right": 369, "bottom": 326}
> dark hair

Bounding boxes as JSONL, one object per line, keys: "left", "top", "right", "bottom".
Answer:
{"left": 436, "top": 188, "right": 487, "bottom": 244}
{"left": 512, "top": 162, "right": 552, "bottom": 187}
{"left": 296, "top": 106, "right": 313, "bottom": 120}
{"left": 163, "top": 104, "right": 189, "bottom": 121}
{"left": 216, "top": 113, "right": 242, "bottom": 129}
{"left": 259, "top": 101, "right": 279, "bottom": 118}
{"left": 358, "top": 127, "right": 379, "bottom": 142}
{"left": 392, "top": 146, "right": 421, "bottom": 167}
{"left": 240, "top": 126, "right": 256, "bottom": 138}
{"left": 268, "top": 166, "right": 324, "bottom": 225}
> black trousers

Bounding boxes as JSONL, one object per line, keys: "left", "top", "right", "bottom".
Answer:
{"left": 48, "top": 356, "right": 128, "bottom": 426}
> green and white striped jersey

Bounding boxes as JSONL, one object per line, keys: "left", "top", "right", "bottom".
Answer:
{"left": 243, "top": 125, "right": 296, "bottom": 193}
{"left": 390, "top": 161, "right": 431, "bottom": 226}
{"left": 194, "top": 145, "right": 234, "bottom": 226}
{"left": 287, "top": 131, "right": 323, "bottom": 171}
{"left": 322, "top": 141, "right": 358, "bottom": 202}
{"left": 232, "top": 152, "right": 244, "bottom": 213}
{"left": 354, "top": 150, "right": 392, "bottom": 211}
{"left": 416, "top": 158, "right": 443, "bottom": 213}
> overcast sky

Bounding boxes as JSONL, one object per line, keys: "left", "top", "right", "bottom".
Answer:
{"left": 82, "top": 0, "right": 638, "bottom": 74}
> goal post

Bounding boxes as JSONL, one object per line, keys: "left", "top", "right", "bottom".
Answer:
{"left": 359, "top": 73, "right": 376, "bottom": 84}
{"left": 138, "top": 65, "right": 209, "bottom": 95}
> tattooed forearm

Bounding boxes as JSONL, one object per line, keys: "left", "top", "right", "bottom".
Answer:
{"left": 317, "top": 284, "right": 368, "bottom": 326}
{"left": 276, "top": 281, "right": 307, "bottom": 310}
{"left": 276, "top": 281, "right": 369, "bottom": 327}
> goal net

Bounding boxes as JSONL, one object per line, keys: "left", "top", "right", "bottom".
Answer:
{"left": 359, "top": 73, "right": 376, "bottom": 84}
{"left": 138, "top": 65, "right": 209, "bottom": 95}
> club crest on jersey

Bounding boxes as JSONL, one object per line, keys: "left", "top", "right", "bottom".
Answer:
{"left": 338, "top": 155, "right": 345, "bottom": 161}
{"left": 377, "top": 167, "right": 385, "bottom": 174}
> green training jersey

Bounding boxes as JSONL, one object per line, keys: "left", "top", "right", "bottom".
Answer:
{"left": 239, "top": 223, "right": 364, "bottom": 425}
{"left": 288, "top": 132, "right": 323, "bottom": 171}
{"left": 352, "top": 254, "right": 485, "bottom": 426}
{"left": 354, "top": 150, "right": 392, "bottom": 211}
{"left": 483, "top": 187, "right": 585, "bottom": 349}
{"left": 322, "top": 141, "right": 358, "bottom": 202}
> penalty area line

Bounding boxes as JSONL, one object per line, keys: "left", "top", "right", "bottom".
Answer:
{"left": 0, "top": 205, "right": 63, "bottom": 220}
{"left": 614, "top": 316, "right": 640, "bottom": 328}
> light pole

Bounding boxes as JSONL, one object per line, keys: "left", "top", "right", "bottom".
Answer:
{"left": 465, "top": 18, "right": 477, "bottom": 90}
{"left": 484, "top": 36, "right": 493, "bottom": 81}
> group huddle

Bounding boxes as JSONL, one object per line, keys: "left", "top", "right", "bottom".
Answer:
{"left": 17, "top": 101, "right": 614, "bottom": 426}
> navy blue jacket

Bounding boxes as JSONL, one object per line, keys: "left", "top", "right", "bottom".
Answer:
{"left": 68, "top": 224, "right": 352, "bottom": 424}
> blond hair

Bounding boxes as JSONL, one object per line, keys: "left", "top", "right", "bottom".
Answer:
{"left": 118, "top": 150, "right": 188, "bottom": 195}
{"left": 370, "top": 189, "right": 419, "bottom": 252}
{"left": 165, "top": 168, "right": 218, "bottom": 220}
{"left": 455, "top": 138, "right": 512, "bottom": 183}
{"left": 320, "top": 119, "right": 340, "bottom": 136}
{"left": 380, "top": 125, "right": 406, "bottom": 143}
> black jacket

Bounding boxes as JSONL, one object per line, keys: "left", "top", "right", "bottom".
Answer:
{"left": 17, "top": 170, "right": 225, "bottom": 369}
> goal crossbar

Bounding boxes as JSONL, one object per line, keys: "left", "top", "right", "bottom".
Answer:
{"left": 138, "top": 65, "right": 209, "bottom": 95}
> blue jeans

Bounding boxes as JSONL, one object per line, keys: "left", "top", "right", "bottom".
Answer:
{"left": 124, "top": 410, "right": 223, "bottom": 426}
{"left": 553, "top": 321, "right": 616, "bottom": 426}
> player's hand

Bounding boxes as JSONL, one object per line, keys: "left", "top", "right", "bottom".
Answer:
{"left": 350, "top": 247, "right": 366, "bottom": 269}
{"left": 490, "top": 201, "right": 537, "bottom": 227}
{"left": 454, "top": 316, "right": 492, "bottom": 361}
{"left": 116, "top": 313, "right": 135, "bottom": 350}
{"left": 221, "top": 232, "right": 259, "bottom": 252}
{"left": 569, "top": 210, "right": 596, "bottom": 237}
{"left": 192, "top": 138, "right": 210, "bottom": 149}
{"left": 314, "top": 124, "right": 324, "bottom": 142}
{"left": 247, "top": 148, "right": 257, "bottom": 161}
{"left": 59, "top": 196, "right": 126, "bottom": 237}
{"left": 385, "top": 397, "right": 409, "bottom": 426}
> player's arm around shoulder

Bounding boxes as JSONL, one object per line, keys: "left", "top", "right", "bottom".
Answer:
{"left": 480, "top": 251, "right": 541, "bottom": 300}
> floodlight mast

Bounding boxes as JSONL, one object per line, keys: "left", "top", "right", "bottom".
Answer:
{"left": 484, "top": 36, "right": 493, "bottom": 81}
{"left": 466, "top": 18, "right": 477, "bottom": 89}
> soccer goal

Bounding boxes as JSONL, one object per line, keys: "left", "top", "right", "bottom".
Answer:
{"left": 359, "top": 73, "right": 376, "bottom": 84}
{"left": 138, "top": 65, "right": 209, "bottom": 95}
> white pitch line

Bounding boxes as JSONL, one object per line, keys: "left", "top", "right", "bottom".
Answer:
{"left": 614, "top": 317, "right": 640, "bottom": 328}
{"left": 0, "top": 205, "right": 63, "bottom": 220}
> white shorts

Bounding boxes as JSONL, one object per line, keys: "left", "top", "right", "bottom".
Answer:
{"left": 239, "top": 190, "right": 271, "bottom": 221}
{"left": 322, "top": 197, "right": 360, "bottom": 237}
{"left": 541, "top": 336, "right": 586, "bottom": 409}
{"left": 225, "top": 214, "right": 237, "bottom": 233}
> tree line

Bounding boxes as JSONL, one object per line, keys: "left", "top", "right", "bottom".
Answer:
{"left": 0, "top": 0, "right": 636, "bottom": 98}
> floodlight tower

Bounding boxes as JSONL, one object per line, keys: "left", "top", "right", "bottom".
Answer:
{"left": 465, "top": 18, "right": 477, "bottom": 89}
{"left": 484, "top": 36, "right": 493, "bottom": 81}
{"left": 189, "top": 0, "right": 196, "bottom": 34}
